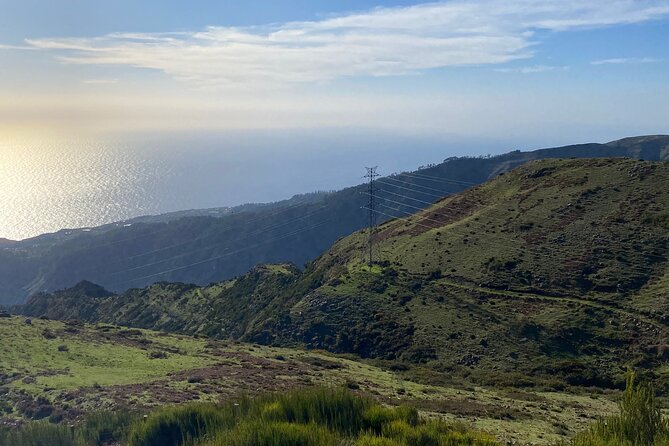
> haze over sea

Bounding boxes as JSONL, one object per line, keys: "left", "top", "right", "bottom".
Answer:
{"left": 0, "top": 130, "right": 510, "bottom": 241}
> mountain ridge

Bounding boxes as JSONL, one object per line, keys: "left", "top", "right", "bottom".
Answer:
{"left": 20, "top": 156, "right": 669, "bottom": 391}
{"left": 2, "top": 135, "right": 668, "bottom": 305}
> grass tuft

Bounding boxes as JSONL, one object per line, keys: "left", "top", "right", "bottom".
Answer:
{"left": 63, "top": 387, "right": 496, "bottom": 446}
{"left": 563, "top": 371, "right": 669, "bottom": 446}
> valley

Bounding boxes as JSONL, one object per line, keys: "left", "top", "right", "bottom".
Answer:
{"left": 19, "top": 158, "right": 669, "bottom": 389}
{"left": 4, "top": 153, "right": 669, "bottom": 445}
{"left": 4, "top": 0, "right": 669, "bottom": 442}
{"left": 1, "top": 135, "right": 667, "bottom": 306}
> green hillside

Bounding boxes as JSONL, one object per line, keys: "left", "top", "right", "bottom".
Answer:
{"left": 21, "top": 158, "right": 669, "bottom": 395}
{"left": 2, "top": 135, "right": 668, "bottom": 305}
{"left": 0, "top": 316, "right": 620, "bottom": 445}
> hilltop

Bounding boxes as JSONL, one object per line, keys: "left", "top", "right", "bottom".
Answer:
{"left": 1, "top": 135, "right": 668, "bottom": 305}
{"left": 21, "top": 157, "right": 669, "bottom": 394}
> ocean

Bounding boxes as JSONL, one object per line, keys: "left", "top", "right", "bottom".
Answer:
{"left": 0, "top": 130, "right": 495, "bottom": 241}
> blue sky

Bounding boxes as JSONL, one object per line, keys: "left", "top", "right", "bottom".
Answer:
{"left": 0, "top": 1, "right": 423, "bottom": 38}
{"left": 1, "top": 0, "right": 668, "bottom": 147}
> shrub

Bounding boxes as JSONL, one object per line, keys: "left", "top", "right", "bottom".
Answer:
{"left": 128, "top": 403, "right": 235, "bottom": 446}
{"left": 254, "top": 387, "right": 370, "bottom": 435}
{"left": 207, "top": 421, "right": 338, "bottom": 446}
{"left": 568, "top": 371, "right": 669, "bottom": 446}
{"left": 0, "top": 410, "right": 137, "bottom": 446}
{"left": 78, "top": 410, "right": 137, "bottom": 445}
{"left": 355, "top": 435, "right": 402, "bottom": 446}
{"left": 0, "top": 422, "right": 75, "bottom": 446}
{"left": 4, "top": 387, "right": 500, "bottom": 446}
{"left": 383, "top": 420, "right": 498, "bottom": 446}
{"left": 363, "top": 405, "right": 418, "bottom": 434}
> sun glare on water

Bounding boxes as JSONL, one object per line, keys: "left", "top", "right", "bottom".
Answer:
{"left": 0, "top": 134, "right": 165, "bottom": 240}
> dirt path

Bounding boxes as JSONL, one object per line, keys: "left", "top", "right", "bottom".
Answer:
{"left": 437, "top": 277, "right": 668, "bottom": 335}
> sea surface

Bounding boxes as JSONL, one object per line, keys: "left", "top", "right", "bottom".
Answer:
{"left": 0, "top": 130, "right": 499, "bottom": 241}
{"left": 1, "top": 137, "right": 164, "bottom": 240}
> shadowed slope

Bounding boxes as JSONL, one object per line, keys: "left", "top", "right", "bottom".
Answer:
{"left": 2, "top": 135, "right": 668, "bottom": 305}
{"left": 21, "top": 157, "right": 669, "bottom": 391}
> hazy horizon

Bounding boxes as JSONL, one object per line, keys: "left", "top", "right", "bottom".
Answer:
{"left": 2, "top": 129, "right": 663, "bottom": 241}
{"left": 2, "top": 1, "right": 668, "bottom": 137}
{"left": 0, "top": 129, "right": 506, "bottom": 241}
{"left": 1, "top": 0, "right": 668, "bottom": 239}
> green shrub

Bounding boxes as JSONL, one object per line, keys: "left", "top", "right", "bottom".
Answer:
{"left": 255, "top": 387, "right": 370, "bottom": 435}
{"left": 382, "top": 419, "right": 498, "bottom": 446}
{"left": 206, "top": 421, "right": 338, "bottom": 446}
{"left": 568, "top": 371, "right": 669, "bottom": 446}
{"left": 128, "top": 403, "right": 235, "bottom": 446}
{"left": 355, "top": 434, "right": 403, "bottom": 446}
{"left": 3, "top": 387, "right": 499, "bottom": 446}
{"left": 363, "top": 405, "right": 418, "bottom": 434}
{"left": 1, "top": 422, "right": 75, "bottom": 446}
{"left": 78, "top": 410, "right": 137, "bottom": 445}
{"left": 0, "top": 410, "right": 137, "bottom": 446}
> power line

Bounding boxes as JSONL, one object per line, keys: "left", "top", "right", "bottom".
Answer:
{"left": 77, "top": 195, "right": 320, "bottom": 253}
{"left": 371, "top": 192, "right": 661, "bottom": 273}
{"left": 378, "top": 177, "right": 450, "bottom": 197}
{"left": 74, "top": 200, "right": 328, "bottom": 276}
{"left": 377, "top": 188, "right": 436, "bottom": 206}
{"left": 124, "top": 205, "right": 326, "bottom": 261}
{"left": 103, "top": 207, "right": 330, "bottom": 278}
{"left": 376, "top": 180, "right": 445, "bottom": 200}
{"left": 87, "top": 169, "right": 473, "bottom": 280}
{"left": 399, "top": 171, "right": 477, "bottom": 186}
{"left": 110, "top": 219, "right": 332, "bottom": 287}
{"left": 376, "top": 203, "right": 445, "bottom": 227}
{"left": 361, "top": 192, "right": 432, "bottom": 215}
{"left": 364, "top": 167, "right": 380, "bottom": 266}
{"left": 68, "top": 170, "right": 473, "bottom": 270}
{"left": 73, "top": 169, "right": 474, "bottom": 284}
{"left": 361, "top": 206, "right": 434, "bottom": 231}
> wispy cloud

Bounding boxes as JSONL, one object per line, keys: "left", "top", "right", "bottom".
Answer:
{"left": 591, "top": 57, "right": 662, "bottom": 65}
{"left": 495, "top": 65, "right": 568, "bottom": 74}
{"left": 20, "top": 0, "right": 669, "bottom": 89}
{"left": 83, "top": 79, "right": 118, "bottom": 85}
{"left": 0, "top": 43, "right": 38, "bottom": 50}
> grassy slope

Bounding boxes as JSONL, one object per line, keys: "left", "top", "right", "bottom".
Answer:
{"left": 2, "top": 136, "right": 668, "bottom": 306}
{"left": 327, "top": 158, "right": 669, "bottom": 295}
{"left": 0, "top": 315, "right": 619, "bottom": 445}
{"left": 16, "top": 158, "right": 669, "bottom": 441}
{"left": 203, "top": 158, "right": 666, "bottom": 393}
{"left": 21, "top": 159, "right": 669, "bottom": 387}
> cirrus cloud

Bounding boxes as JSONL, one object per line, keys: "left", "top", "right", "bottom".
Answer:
{"left": 591, "top": 57, "right": 662, "bottom": 65}
{"left": 494, "top": 64, "right": 569, "bottom": 73}
{"left": 21, "top": 0, "right": 669, "bottom": 89}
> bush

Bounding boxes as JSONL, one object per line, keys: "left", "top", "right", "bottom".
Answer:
{"left": 208, "top": 421, "right": 338, "bottom": 446}
{"left": 0, "top": 422, "right": 75, "bottom": 446}
{"left": 255, "top": 387, "right": 370, "bottom": 435}
{"left": 4, "top": 387, "right": 500, "bottom": 446}
{"left": 362, "top": 405, "right": 418, "bottom": 434}
{"left": 0, "top": 410, "right": 137, "bottom": 446}
{"left": 382, "top": 419, "right": 498, "bottom": 446}
{"left": 355, "top": 435, "right": 402, "bottom": 446}
{"left": 567, "top": 371, "right": 669, "bottom": 446}
{"left": 78, "top": 410, "right": 137, "bottom": 445}
{"left": 128, "top": 403, "right": 235, "bottom": 446}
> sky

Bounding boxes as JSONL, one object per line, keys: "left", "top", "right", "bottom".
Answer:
{"left": 1, "top": 0, "right": 668, "bottom": 145}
